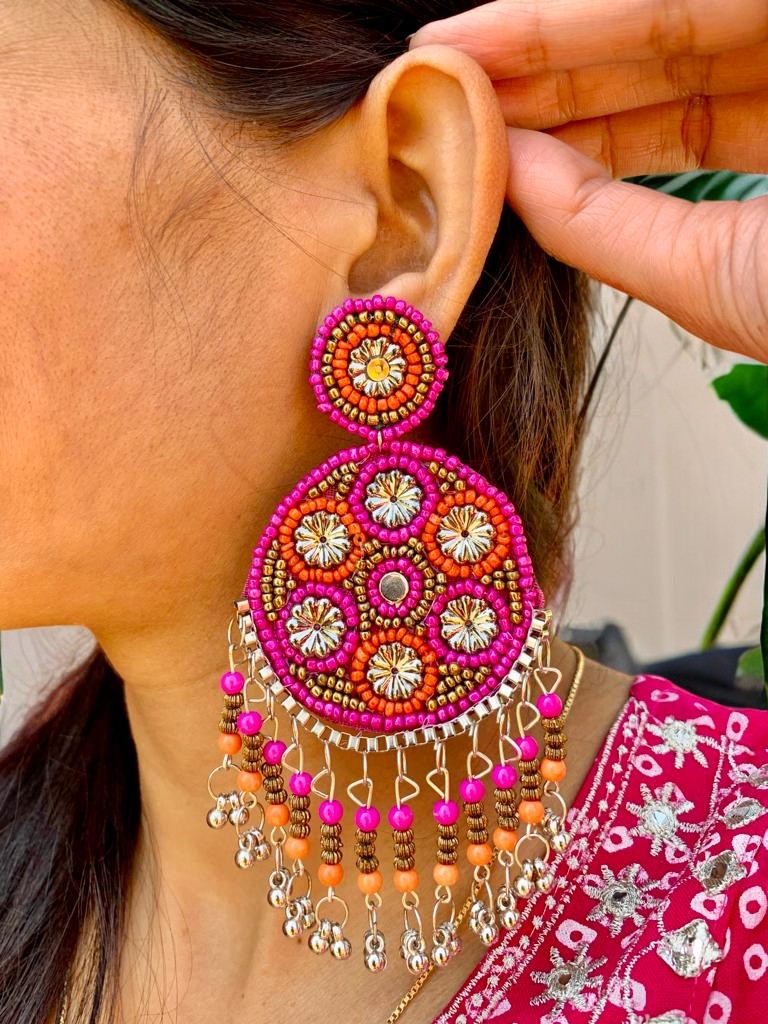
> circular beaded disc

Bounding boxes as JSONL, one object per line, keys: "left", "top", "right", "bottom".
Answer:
{"left": 246, "top": 440, "right": 543, "bottom": 740}
{"left": 309, "top": 294, "right": 448, "bottom": 441}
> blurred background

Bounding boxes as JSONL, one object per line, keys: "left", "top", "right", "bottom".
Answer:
{"left": 2, "top": 174, "right": 767, "bottom": 746}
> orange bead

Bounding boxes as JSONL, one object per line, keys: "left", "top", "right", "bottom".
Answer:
{"left": 493, "top": 828, "right": 518, "bottom": 852}
{"left": 318, "top": 862, "right": 344, "bottom": 887}
{"left": 237, "top": 770, "right": 262, "bottom": 793}
{"left": 466, "top": 843, "right": 493, "bottom": 866}
{"left": 284, "top": 836, "right": 310, "bottom": 861}
{"left": 540, "top": 758, "right": 567, "bottom": 782}
{"left": 217, "top": 732, "right": 241, "bottom": 755}
{"left": 518, "top": 800, "right": 545, "bottom": 824}
{"left": 265, "top": 802, "right": 290, "bottom": 827}
{"left": 433, "top": 862, "right": 460, "bottom": 887}
{"left": 393, "top": 869, "right": 419, "bottom": 893}
{"left": 357, "top": 869, "right": 383, "bottom": 894}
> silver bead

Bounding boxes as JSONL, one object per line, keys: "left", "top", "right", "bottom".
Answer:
{"left": 432, "top": 944, "right": 450, "bottom": 968}
{"left": 308, "top": 928, "right": 330, "bottom": 955}
{"left": 513, "top": 874, "right": 534, "bottom": 898}
{"left": 363, "top": 929, "right": 387, "bottom": 972}
{"left": 521, "top": 859, "right": 536, "bottom": 880}
{"left": 282, "top": 916, "right": 302, "bottom": 938}
{"left": 330, "top": 937, "right": 352, "bottom": 960}
{"left": 536, "top": 870, "right": 554, "bottom": 893}
{"left": 228, "top": 804, "right": 250, "bottom": 827}
{"left": 267, "top": 886, "right": 287, "bottom": 908}
{"left": 206, "top": 807, "right": 228, "bottom": 830}
{"left": 254, "top": 839, "right": 272, "bottom": 862}
{"left": 235, "top": 846, "right": 255, "bottom": 870}
{"left": 551, "top": 830, "right": 570, "bottom": 852}
{"left": 479, "top": 922, "right": 499, "bottom": 946}
{"left": 299, "top": 896, "right": 316, "bottom": 931}
{"left": 364, "top": 948, "right": 387, "bottom": 972}
{"left": 499, "top": 906, "right": 520, "bottom": 930}
{"left": 406, "top": 951, "right": 430, "bottom": 975}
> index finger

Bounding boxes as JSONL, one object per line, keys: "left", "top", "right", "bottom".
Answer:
{"left": 408, "top": 0, "right": 768, "bottom": 79}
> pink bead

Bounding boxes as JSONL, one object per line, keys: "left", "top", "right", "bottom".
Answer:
{"left": 432, "top": 799, "right": 460, "bottom": 826}
{"left": 355, "top": 806, "right": 381, "bottom": 832}
{"left": 388, "top": 804, "right": 414, "bottom": 831}
{"left": 459, "top": 778, "right": 485, "bottom": 803}
{"left": 290, "top": 771, "right": 312, "bottom": 796}
{"left": 236, "top": 710, "right": 263, "bottom": 736}
{"left": 318, "top": 799, "right": 344, "bottom": 825}
{"left": 220, "top": 671, "right": 244, "bottom": 695}
{"left": 492, "top": 764, "right": 517, "bottom": 789}
{"left": 537, "top": 692, "right": 564, "bottom": 718}
{"left": 263, "top": 739, "right": 286, "bottom": 765}
{"left": 518, "top": 735, "right": 539, "bottom": 760}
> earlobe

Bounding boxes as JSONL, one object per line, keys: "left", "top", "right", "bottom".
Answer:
{"left": 347, "top": 43, "right": 508, "bottom": 340}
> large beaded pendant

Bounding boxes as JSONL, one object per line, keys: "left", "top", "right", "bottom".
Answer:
{"left": 206, "top": 295, "right": 570, "bottom": 975}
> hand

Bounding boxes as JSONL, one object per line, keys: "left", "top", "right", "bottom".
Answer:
{"left": 409, "top": 0, "right": 768, "bottom": 362}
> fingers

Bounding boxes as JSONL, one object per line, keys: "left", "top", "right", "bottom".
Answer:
{"left": 408, "top": 0, "right": 768, "bottom": 79}
{"left": 547, "top": 91, "right": 768, "bottom": 176}
{"left": 504, "top": 126, "right": 768, "bottom": 361}
{"left": 494, "top": 42, "right": 768, "bottom": 129}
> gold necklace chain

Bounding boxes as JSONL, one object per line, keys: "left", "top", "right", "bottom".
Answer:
{"left": 386, "top": 644, "right": 586, "bottom": 1024}
{"left": 56, "top": 647, "right": 586, "bottom": 1024}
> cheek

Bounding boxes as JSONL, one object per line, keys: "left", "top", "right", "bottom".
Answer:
{"left": 0, "top": 78, "right": 160, "bottom": 579}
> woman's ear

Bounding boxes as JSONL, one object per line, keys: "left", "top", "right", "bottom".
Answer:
{"left": 331, "top": 43, "right": 509, "bottom": 340}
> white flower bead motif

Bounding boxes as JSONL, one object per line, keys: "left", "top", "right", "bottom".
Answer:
{"left": 294, "top": 510, "right": 350, "bottom": 567}
{"left": 367, "top": 641, "right": 423, "bottom": 701}
{"left": 286, "top": 595, "right": 345, "bottom": 658}
{"left": 437, "top": 504, "right": 495, "bottom": 564}
{"left": 348, "top": 336, "right": 406, "bottom": 397}
{"left": 365, "top": 469, "right": 422, "bottom": 528}
{"left": 440, "top": 594, "right": 498, "bottom": 653}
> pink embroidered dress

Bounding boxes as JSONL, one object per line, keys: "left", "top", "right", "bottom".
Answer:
{"left": 436, "top": 675, "right": 768, "bottom": 1024}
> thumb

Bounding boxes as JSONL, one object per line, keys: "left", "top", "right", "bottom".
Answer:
{"left": 505, "top": 127, "right": 768, "bottom": 363}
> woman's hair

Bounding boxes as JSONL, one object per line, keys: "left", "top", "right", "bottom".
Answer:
{"left": 0, "top": 3, "right": 593, "bottom": 1021}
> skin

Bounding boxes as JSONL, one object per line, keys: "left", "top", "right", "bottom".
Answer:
{"left": 1, "top": 0, "right": 758, "bottom": 1022}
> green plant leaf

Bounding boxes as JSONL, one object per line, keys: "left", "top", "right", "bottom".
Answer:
{"left": 736, "top": 645, "right": 764, "bottom": 683}
{"left": 712, "top": 364, "right": 768, "bottom": 439}
{"left": 628, "top": 171, "right": 768, "bottom": 202}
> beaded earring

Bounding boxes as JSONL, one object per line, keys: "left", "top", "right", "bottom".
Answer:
{"left": 206, "top": 295, "right": 571, "bottom": 974}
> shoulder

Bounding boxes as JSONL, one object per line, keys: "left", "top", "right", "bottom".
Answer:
{"left": 629, "top": 672, "right": 768, "bottom": 759}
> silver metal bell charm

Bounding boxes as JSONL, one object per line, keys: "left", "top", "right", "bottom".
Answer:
{"left": 534, "top": 857, "right": 554, "bottom": 892}
{"left": 234, "top": 845, "right": 254, "bottom": 870}
{"left": 298, "top": 895, "right": 316, "bottom": 931}
{"left": 363, "top": 929, "right": 387, "bottom": 973}
{"left": 495, "top": 887, "right": 520, "bottom": 931}
{"left": 206, "top": 795, "right": 229, "bottom": 830}
{"left": 228, "top": 802, "right": 250, "bottom": 828}
{"left": 282, "top": 899, "right": 304, "bottom": 938}
{"left": 400, "top": 927, "right": 429, "bottom": 976}
{"left": 513, "top": 873, "right": 534, "bottom": 898}
{"left": 308, "top": 918, "right": 333, "bottom": 955}
{"left": 479, "top": 921, "right": 499, "bottom": 946}
{"left": 329, "top": 922, "right": 352, "bottom": 960}
{"left": 551, "top": 829, "right": 570, "bottom": 853}
{"left": 431, "top": 921, "right": 460, "bottom": 967}
{"left": 266, "top": 868, "right": 290, "bottom": 908}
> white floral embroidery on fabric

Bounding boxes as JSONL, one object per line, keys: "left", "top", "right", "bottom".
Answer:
{"left": 626, "top": 782, "right": 700, "bottom": 856}
{"left": 530, "top": 945, "right": 607, "bottom": 1018}
{"left": 646, "top": 716, "right": 709, "bottom": 768}
{"left": 583, "top": 863, "right": 663, "bottom": 937}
